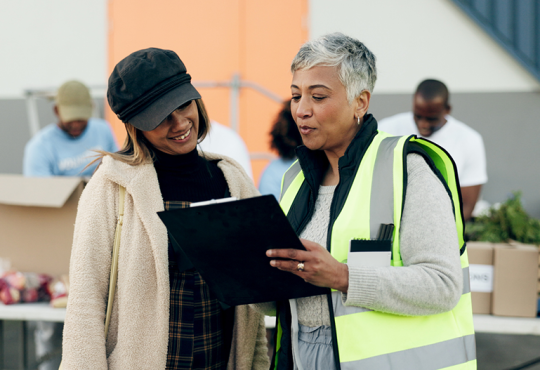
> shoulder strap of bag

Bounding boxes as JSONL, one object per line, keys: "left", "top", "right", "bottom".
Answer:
{"left": 104, "top": 185, "right": 126, "bottom": 337}
{"left": 60, "top": 185, "right": 125, "bottom": 370}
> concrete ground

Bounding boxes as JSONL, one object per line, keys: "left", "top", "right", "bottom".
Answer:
{"left": 476, "top": 333, "right": 540, "bottom": 370}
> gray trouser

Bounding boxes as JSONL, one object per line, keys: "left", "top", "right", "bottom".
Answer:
{"left": 294, "top": 325, "right": 336, "bottom": 370}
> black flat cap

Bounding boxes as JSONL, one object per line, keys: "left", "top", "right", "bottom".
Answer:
{"left": 107, "top": 48, "right": 201, "bottom": 131}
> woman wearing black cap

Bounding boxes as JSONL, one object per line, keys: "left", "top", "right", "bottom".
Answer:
{"left": 61, "top": 48, "right": 269, "bottom": 370}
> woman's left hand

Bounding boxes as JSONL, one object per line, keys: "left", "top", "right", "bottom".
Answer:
{"left": 267, "top": 238, "right": 349, "bottom": 293}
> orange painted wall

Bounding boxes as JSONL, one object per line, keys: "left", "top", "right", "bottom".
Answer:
{"left": 107, "top": 0, "right": 308, "bottom": 184}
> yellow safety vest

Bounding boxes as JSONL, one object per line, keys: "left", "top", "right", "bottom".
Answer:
{"left": 274, "top": 132, "right": 476, "bottom": 370}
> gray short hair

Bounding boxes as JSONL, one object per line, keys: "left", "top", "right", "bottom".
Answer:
{"left": 291, "top": 32, "right": 377, "bottom": 103}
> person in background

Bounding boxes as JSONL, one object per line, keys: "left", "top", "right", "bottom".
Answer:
{"left": 62, "top": 48, "right": 269, "bottom": 369}
{"left": 199, "top": 120, "right": 253, "bottom": 179}
{"left": 23, "top": 80, "right": 118, "bottom": 177}
{"left": 378, "top": 79, "right": 487, "bottom": 221}
{"left": 22, "top": 79, "right": 118, "bottom": 370}
{"left": 259, "top": 100, "right": 302, "bottom": 199}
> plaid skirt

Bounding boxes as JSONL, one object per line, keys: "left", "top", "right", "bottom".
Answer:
{"left": 165, "top": 201, "right": 229, "bottom": 370}
{"left": 167, "top": 262, "right": 227, "bottom": 370}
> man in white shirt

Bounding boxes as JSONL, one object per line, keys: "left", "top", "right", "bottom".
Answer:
{"left": 378, "top": 79, "right": 487, "bottom": 221}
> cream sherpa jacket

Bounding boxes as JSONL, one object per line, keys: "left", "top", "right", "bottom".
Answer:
{"left": 62, "top": 152, "right": 270, "bottom": 369}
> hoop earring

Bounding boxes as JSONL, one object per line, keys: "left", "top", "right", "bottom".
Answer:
{"left": 357, "top": 116, "right": 360, "bottom": 125}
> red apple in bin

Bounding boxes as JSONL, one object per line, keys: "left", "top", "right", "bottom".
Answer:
{"left": 0, "top": 286, "right": 21, "bottom": 305}
{"left": 3, "top": 271, "right": 26, "bottom": 290}
{"left": 23, "top": 288, "right": 39, "bottom": 303}
{"left": 38, "top": 274, "right": 53, "bottom": 301}
{"left": 22, "top": 272, "right": 41, "bottom": 290}
{"left": 38, "top": 274, "right": 52, "bottom": 288}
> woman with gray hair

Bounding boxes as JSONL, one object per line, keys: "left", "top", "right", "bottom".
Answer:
{"left": 262, "top": 33, "right": 475, "bottom": 370}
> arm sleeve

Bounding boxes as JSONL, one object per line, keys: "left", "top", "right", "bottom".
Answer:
{"left": 61, "top": 174, "right": 118, "bottom": 368}
{"left": 342, "top": 153, "right": 463, "bottom": 316}
{"left": 252, "top": 313, "right": 271, "bottom": 370}
{"left": 23, "top": 140, "right": 55, "bottom": 177}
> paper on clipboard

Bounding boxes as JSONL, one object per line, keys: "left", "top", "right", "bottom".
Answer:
{"left": 190, "top": 197, "right": 237, "bottom": 208}
{"left": 348, "top": 239, "right": 391, "bottom": 267}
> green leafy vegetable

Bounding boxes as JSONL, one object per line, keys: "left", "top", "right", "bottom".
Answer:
{"left": 465, "top": 192, "right": 540, "bottom": 245}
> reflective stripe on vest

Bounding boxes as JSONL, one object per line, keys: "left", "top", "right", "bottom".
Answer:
{"left": 279, "top": 160, "right": 302, "bottom": 202}
{"left": 277, "top": 132, "right": 476, "bottom": 370}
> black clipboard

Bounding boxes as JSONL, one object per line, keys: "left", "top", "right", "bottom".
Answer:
{"left": 157, "top": 195, "right": 328, "bottom": 306}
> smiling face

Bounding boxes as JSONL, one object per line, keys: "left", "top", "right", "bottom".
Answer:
{"left": 413, "top": 94, "right": 450, "bottom": 137}
{"left": 290, "top": 65, "right": 368, "bottom": 158}
{"left": 142, "top": 100, "right": 199, "bottom": 155}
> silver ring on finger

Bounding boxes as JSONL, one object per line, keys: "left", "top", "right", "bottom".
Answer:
{"left": 297, "top": 262, "right": 305, "bottom": 272}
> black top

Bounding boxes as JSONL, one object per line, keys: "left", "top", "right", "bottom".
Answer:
{"left": 150, "top": 144, "right": 233, "bottom": 368}
{"left": 151, "top": 145, "right": 228, "bottom": 202}
{"left": 149, "top": 143, "right": 229, "bottom": 269}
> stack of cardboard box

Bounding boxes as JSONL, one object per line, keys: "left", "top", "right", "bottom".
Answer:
{"left": 468, "top": 241, "right": 539, "bottom": 318}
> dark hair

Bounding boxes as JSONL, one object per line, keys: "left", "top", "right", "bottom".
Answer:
{"left": 269, "top": 100, "right": 302, "bottom": 160}
{"left": 415, "top": 79, "right": 450, "bottom": 108}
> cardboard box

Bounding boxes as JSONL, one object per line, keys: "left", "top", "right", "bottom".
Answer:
{"left": 492, "top": 243, "right": 539, "bottom": 318}
{"left": 0, "top": 174, "right": 84, "bottom": 276}
{"left": 467, "top": 242, "right": 494, "bottom": 314}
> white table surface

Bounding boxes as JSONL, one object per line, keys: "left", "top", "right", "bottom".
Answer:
{"left": 266, "top": 315, "right": 540, "bottom": 334}
{"left": 473, "top": 314, "right": 540, "bottom": 335}
{"left": 1, "top": 304, "right": 538, "bottom": 335}
{"left": 0, "top": 302, "right": 66, "bottom": 322}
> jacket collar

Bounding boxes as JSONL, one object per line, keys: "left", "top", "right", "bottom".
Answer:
{"left": 96, "top": 150, "right": 251, "bottom": 212}
{"left": 295, "top": 114, "right": 379, "bottom": 192}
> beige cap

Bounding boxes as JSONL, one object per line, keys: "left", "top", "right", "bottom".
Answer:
{"left": 55, "top": 80, "right": 93, "bottom": 122}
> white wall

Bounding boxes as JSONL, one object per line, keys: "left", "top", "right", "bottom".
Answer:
{"left": 0, "top": 0, "right": 107, "bottom": 98}
{"left": 310, "top": 0, "right": 540, "bottom": 93}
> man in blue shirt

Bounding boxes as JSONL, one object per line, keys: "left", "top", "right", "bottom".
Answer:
{"left": 23, "top": 80, "right": 118, "bottom": 177}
